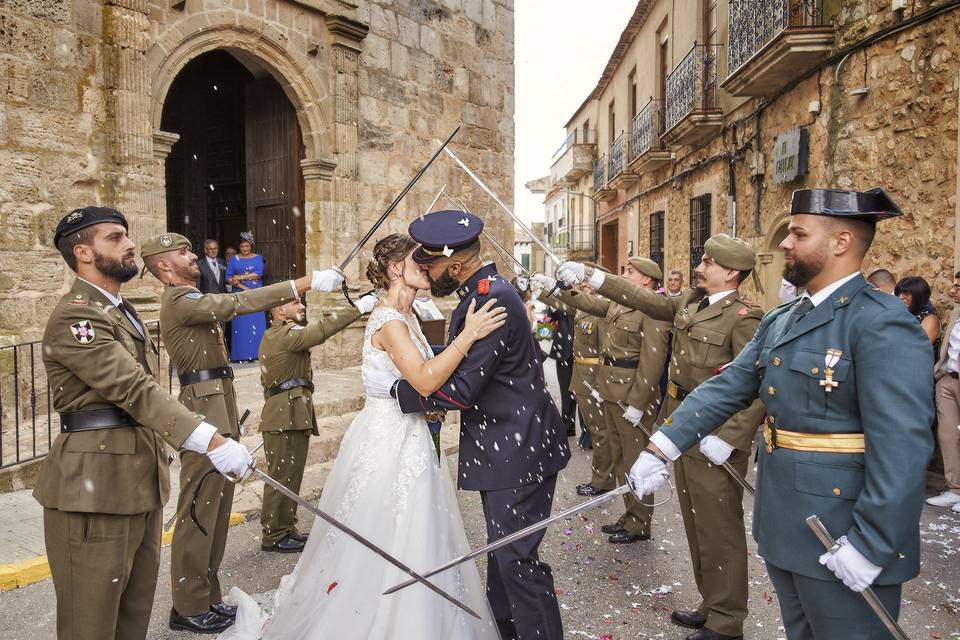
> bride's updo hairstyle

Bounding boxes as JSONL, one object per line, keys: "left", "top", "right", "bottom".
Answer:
{"left": 366, "top": 233, "right": 419, "bottom": 290}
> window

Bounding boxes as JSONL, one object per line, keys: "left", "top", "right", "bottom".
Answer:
{"left": 689, "top": 194, "right": 711, "bottom": 283}
{"left": 628, "top": 68, "right": 638, "bottom": 120}
{"left": 649, "top": 211, "right": 665, "bottom": 271}
{"left": 608, "top": 100, "right": 616, "bottom": 144}
{"left": 558, "top": 217, "right": 565, "bottom": 230}
{"left": 582, "top": 119, "right": 590, "bottom": 144}
{"left": 521, "top": 253, "right": 530, "bottom": 271}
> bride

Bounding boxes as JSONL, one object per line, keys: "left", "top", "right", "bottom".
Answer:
{"left": 223, "top": 233, "right": 506, "bottom": 639}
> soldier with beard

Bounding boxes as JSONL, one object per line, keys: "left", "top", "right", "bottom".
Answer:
{"left": 257, "top": 292, "right": 376, "bottom": 552}
{"left": 36, "top": 208, "right": 254, "bottom": 640}
{"left": 140, "top": 233, "right": 346, "bottom": 633}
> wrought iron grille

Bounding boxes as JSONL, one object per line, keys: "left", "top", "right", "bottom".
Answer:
{"left": 689, "top": 195, "right": 712, "bottom": 283}
{"left": 570, "top": 225, "right": 595, "bottom": 252}
{"left": 649, "top": 211, "right": 665, "bottom": 272}
{"left": 630, "top": 99, "right": 664, "bottom": 162}
{"left": 609, "top": 133, "right": 625, "bottom": 179}
{"left": 665, "top": 43, "right": 721, "bottom": 133}
{"left": 549, "top": 231, "right": 570, "bottom": 250}
{"left": 593, "top": 155, "right": 606, "bottom": 191}
{"left": 727, "top": 0, "right": 824, "bottom": 78}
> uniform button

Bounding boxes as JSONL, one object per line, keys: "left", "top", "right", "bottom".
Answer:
{"left": 767, "top": 386, "right": 776, "bottom": 395}
{"left": 679, "top": 350, "right": 685, "bottom": 356}
{"left": 767, "top": 415, "right": 776, "bottom": 424}
{"left": 772, "top": 356, "right": 781, "bottom": 366}
{"left": 164, "top": 431, "right": 171, "bottom": 437}
{"left": 811, "top": 367, "right": 819, "bottom": 375}
{"left": 99, "top": 442, "right": 107, "bottom": 451}
{"left": 701, "top": 336, "right": 708, "bottom": 342}
{"left": 832, "top": 487, "right": 841, "bottom": 496}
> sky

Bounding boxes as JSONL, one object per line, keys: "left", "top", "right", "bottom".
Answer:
{"left": 513, "top": 0, "right": 638, "bottom": 226}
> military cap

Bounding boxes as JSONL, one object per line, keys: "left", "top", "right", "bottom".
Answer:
{"left": 139, "top": 233, "right": 191, "bottom": 278}
{"left": 704, "top": 233, "right": 756, "bottom": 271}
{"left": 410, "top": 209, "right": 484, "bottom": 264}
{"left": 54, "top": 206, "right": 128, "bottom": 248}
{"left": 626, "top": 257, "right": 662, "bottom": 282}
{"left": 790, "top": 187, "right": 902, "bottom": 221}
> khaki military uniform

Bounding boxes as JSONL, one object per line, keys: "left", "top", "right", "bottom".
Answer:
{"left": 551, "top": 286, "right": 671, "bottom": 535}
{"left": 540, "top": 294, "right": 613, "bottom": 490}
{"left": 258, "top": 309, "right": 360, "bottom": 545}
{"left": 597, "top": 273, "right": 764, "bottom": 637}
{"left": 34, "top": 279, "right": 203, "bottom": 640}
{"left": 160, "top": 281, "right": 297, "bottom": 616}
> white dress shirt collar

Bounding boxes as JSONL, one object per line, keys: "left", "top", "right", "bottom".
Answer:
{"left": 706, "top": 289, "right": 737, "bottom": 306}
{"left": 78, "top": 277, "right": 144, "bottom": 336}
{"left": 803, "top": 271, "right": 861, "bottom": 307}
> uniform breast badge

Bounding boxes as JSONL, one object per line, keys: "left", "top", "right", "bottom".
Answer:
{"left": 820, "top": 349, "right": 842, "bottom": 392}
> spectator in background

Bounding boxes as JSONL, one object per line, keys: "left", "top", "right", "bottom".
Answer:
{"left": 224, "top": 246, "right": 238, "bottom": 291}
{"left": 226, "top": 232, "right": 267, "bottom": 361}
{"left": 665, "top": 269, "right": 684, "bottom": 297}
{"left": 867, "top": 268, "right": 897, "bottom": 294}
{"left": 895, "top": 275, "right": 941, "bottom": 347}
{"left": 930, "top": 271, "right": 960, "bottom": 511}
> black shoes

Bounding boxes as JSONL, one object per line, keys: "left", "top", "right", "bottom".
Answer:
{"left": 671, "top": 609, "right": 707, "bottom": 629}
{"left": 607, "top": 531, "right": 651, "bottom": 544}
{"left": 600, "top": 522, "right": 625, "bottom": 535}
{"left": 210, "top": 601, "right": 237, "bottom": 619}
{"left": 289, "top": 531, "right": 309, "bottom": 542}
{"left": 684, "top": 628, "right": 742, "bottom": 640}
{"left": 261, "top": 534, "right": 307, "bottom": 553}
{"left": 576, "top": 483, "right": 610, "bottom": 496}
{"left": 169, "top": 609, "right": 233, "bottom": 633}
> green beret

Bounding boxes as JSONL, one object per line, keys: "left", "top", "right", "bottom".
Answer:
{"left": 704, "top": 233, "right": 756, "bottom": 271}
{"left": 626, "top": 256, "right": 662, "bottom": 282}
{"left": 140, "top": 233, "right": 191, "bottom": 259}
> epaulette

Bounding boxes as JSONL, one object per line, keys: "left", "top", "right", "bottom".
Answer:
{"left": 67, "top": 293, "right": 89, "bottom": 306}
{"left": 860, "top": 285, "right": 902, "bottom": 310}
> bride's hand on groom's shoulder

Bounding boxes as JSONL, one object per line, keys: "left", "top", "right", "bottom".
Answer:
{"left": 462, "top": 298, "right": 508, "bottom": 343}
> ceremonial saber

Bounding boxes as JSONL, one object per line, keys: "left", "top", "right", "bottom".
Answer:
{"left": 582, "top": 381, "right": 756, "bottom": 497}
{"left": 383, "top": 478, "right": 643, "bottom": 596}
{"left": 806, "top": 516, "right": 910, "bottom": 640}
{"left": 227, "top": 448, "right": 481, "bottom": 619}
{"left": 337, "top": 126, "right": 460, "bottom": 305}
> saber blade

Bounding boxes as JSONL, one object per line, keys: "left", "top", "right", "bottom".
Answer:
{"left": 252, "top": 467, "right": 480, "bottom": 619}
{"left": 383, "top": 483, "right": 633, "bottom": 596}
{"left": 806, "top": 516, "right": 910, "bottom": 640}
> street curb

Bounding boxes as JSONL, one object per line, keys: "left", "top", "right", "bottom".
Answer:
{"left": 0, "top": 512, "right": 246, "bottom": 592}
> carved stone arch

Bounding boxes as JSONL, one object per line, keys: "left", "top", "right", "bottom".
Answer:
{"left": 756, "top": 212, "right": 792, "bottom": 308}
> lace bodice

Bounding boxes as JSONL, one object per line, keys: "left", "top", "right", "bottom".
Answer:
{"left": 362, "top": 306, "right": 433, "bottom": 379}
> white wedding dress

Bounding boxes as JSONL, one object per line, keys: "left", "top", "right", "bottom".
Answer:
{"left": 222, "top": 306, "right": 500, "bottom": 640}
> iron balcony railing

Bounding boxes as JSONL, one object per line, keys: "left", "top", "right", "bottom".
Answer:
{"left": 727, "top": 0, "right": 824, "bottom": 78}
{"left": 570, "top": 225, "right": 595, "bottom": 252}
{"left": 552, "top": 127, "right": 596, "bottom": 160}
{"left": 665, "top": 43, "right": 722, "bottom": 133}
{"left": 549, "top": 231, "right": 570, "bottom": 250}
{"left": 630, "top": 98, "right": 665, "bottom": 162}
{"left": 593, "top": 155, "right": 607, "bottom": 191}
{"left": 608, "top": 133, "right": 626, "bottom": 179}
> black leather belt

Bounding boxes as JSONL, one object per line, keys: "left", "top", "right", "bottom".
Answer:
{"left": 60, "top": 407, "right": 137, "bottom": 433}
{"left": 950, "top": 371, "right": 959, "bottom": 379}
{"left": 268, "top": 378, "right": 315, "bottom": 397}
{"left": 178, "top": 366, "right": 234, "bottom": 387}
{"left": 602, "top": 354, "right": 640, "bottom": 368}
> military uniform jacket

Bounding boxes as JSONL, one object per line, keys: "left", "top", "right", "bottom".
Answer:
{"left": 34, "top": 279, "right": 202, "bottom": 514}
{"left": 549, "top": 287, "right": 671, "bottom": 412}
{"left": 657, "top": 275, "right": 935, "bottom": 584}
{"left": 596, "top": 274, "right": 765, "bottom": 455}
{"left": 258, "top": 309, "right": 360, "bottom": 433}
{"left": 160, "top": 281, "right": 298, "bottom": 437}
{"left": 395, "top": 264, "right": 571, "bottom": 491}
{"left": 540, "top": 293, "right": 604, "bottom": 397}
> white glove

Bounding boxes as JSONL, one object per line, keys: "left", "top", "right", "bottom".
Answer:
{"left": 531, "top": 274, "right": 556, "bottom": 291}
{"left": 590, "top": 389, "right": 603, "bottom": 404}
{"left": 207, "top": 438, "right": 254, "bottom": 480}
{"left": 818, "top": 536, "right": 883, "bottom": 592}
{"left": 362, "top": 365, "right": 398, "bottom": 398}
{"left": 355, "top": 292, "right": 379, "bottom": 314}
{"left": 628, "top": 451, "right": 669, "bottom": 497}
{"left": 556, "top": 261, "right": 585, "bottom": 286}
{"left": 699, "top": 435, "right": 735, "bottom": 465}
{"left": 312, "top": 267, "right": 345, "bottom": 292}
{"left": 622, "top": 405, "right": 644, "bottom": 425}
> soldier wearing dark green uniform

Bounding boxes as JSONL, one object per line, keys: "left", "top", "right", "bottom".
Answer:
{"left": 540, "top": 263, "right": 614, "bottom": 497}
{"left": 630, "top": 188, "right": 935, "bottom": 640}
{"left": 36, "top": 209, "right": 253, "bottom": 640}
{"left": 141, "top": 233, "right": 345, "bottom": 633}
{"left": 560, "top": 236, "right": 765, "bottom": 640}
{"left": 258, "top": 293, "right": 374, "bottom": 551}
{"left": 536, "top": 257, "right": 671, "bottom": 543}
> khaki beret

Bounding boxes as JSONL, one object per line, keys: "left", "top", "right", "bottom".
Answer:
{"left": 703, "top": 233, "right": 756, "bottom": 271}
{"left": 626, "top": 256, "right": 663, "bottom": 282}
{"left": 139, "top": 233, "right": 191, "bottom": 278}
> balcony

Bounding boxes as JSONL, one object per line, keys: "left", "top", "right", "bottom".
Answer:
{"left": 550, "top": 128, "right": 596, "bottom": 185}
{"left": 627, "top": 98, "right": 671, "bottom": 174}
{"left": 569, "top": 224, "right": 595, "bottom": 259}
{"left": 723, "top": 0, "right": 834, "bottom": 97}
{"left": 662, "top": 43, "right": 723, "bottom": 147}
{"left": 592, "top": 155, "right": 616, "bottom": 201}
{"left": 548, "top": 230, "right": 570, "bottom": 250}
{"left": 607, "top": 133, "right": 639, "bottom": 189}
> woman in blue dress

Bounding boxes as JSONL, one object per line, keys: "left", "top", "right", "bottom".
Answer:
{"left": 226, "top": 232, "right": 267, "bottom": 361}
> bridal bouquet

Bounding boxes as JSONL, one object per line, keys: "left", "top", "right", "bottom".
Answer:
{"left": 426, "top": 413, "right": 443, "bottom": 464}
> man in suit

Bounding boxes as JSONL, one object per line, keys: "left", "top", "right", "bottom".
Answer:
{"left": 368, "top": 210, "right": 570, "bottom": 640}
{"left": 929, "top": 270, "right": 960, "bottom": 511}
{"left": 198, "top": 239, "right": 227, "bottom": 294}
{"left": 35, "top": 207, "right": 253, "bottom": 640}
{"left": 629, "top": 188, "right": 934, "bottom": 639}
{"left": 558, "top": 235, "right": 765, "bottom": 640}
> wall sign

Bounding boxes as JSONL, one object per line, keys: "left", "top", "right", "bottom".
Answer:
{"left": 772, "top": 128, "right": 809, "bottom": 184}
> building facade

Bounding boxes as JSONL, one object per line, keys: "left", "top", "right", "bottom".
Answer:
{"left": 0, "top": 0, "right": 515, "bottom": 365}
{"left": 545, "top": 0, "right": 959, "bottom": 310}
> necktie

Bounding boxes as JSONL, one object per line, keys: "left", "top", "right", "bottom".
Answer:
{"left": 210, "top": 259, "right": 220, "bottom": 283}
{"left": 783, "top": 296, "right": 814, "bottom": 333}
{"left": 696, "top": 297, "right": 710, "bottom": 313}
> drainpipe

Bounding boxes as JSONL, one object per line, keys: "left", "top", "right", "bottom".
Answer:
{"left": 727, "top": 152, "right": 737, "bottom": 236}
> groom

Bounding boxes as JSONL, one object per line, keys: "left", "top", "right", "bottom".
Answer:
{"left": 373, "top": 209, "right": 569, "bottom": 639}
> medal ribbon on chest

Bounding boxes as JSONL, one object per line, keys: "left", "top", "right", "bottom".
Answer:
{"left": 819, "top": 349, "right": 842, "bottom": 393}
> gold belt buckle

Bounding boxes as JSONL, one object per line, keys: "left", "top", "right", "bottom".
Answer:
{"left": 763, "top": 423, "right": 777, "bottom": 453}
{"left": 666, "top": 381, "right": 678, "bottom": 399}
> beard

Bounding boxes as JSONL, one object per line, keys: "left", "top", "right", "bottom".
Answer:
{"left": 95, "top": 251, "right": 138, "bottom": 283}
{"left": 173, "top": 261, "right": 200, "bottom": 284}
{"left": 429, "top": 267, "right": 461, "bottom": 297}
{"left": 782, "top": 249, "right": 826, "bottom": 288}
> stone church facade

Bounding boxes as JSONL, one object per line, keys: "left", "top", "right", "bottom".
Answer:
{"left": 0, "top": 0, "right": 515, "bottom": 365}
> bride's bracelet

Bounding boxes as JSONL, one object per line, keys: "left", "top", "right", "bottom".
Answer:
{"left": 451, "top": 340, "right": 469, "bottom": 357}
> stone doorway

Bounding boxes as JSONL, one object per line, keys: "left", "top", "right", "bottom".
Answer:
{"left": 160, "top": 50, "right": 306, "bottom": 287}
{"left": 759, "top": 217, "right": 790, "bottom": 309}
